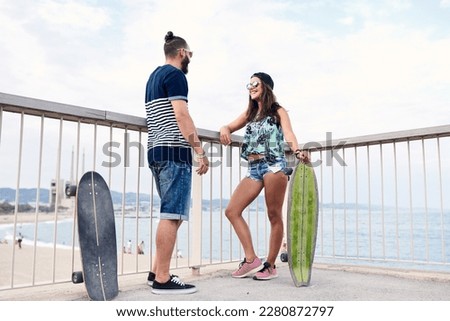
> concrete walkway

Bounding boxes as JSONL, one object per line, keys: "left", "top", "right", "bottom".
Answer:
{"left": 1, "top": 262, "right": 449, "bottom": 301}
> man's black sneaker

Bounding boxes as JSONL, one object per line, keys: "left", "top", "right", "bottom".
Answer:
{"left": 147, "top": 272, "right": 179, "bottom": 287}
{"left": 151, "top": 275, "right": 197, "bottom": 295}
{"left": 147, "top": 271, "right": 156, "bottom": 286}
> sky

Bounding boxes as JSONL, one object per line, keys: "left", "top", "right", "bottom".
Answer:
{"left": 1, "top": 0, "right": 450, "bottom": 144}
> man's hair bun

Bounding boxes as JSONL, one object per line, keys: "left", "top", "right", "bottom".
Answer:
{"left": 165, "top": 31, "right": 174, "bottom": 43}
{"left": 163, "top": 31, "right": 187, "bottom": 58}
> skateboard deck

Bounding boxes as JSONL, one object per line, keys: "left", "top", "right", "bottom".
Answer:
{"left": 76, "top": 171, "right": 118, "bottom": 300}
{"left": 287, "top": 162, "right": 319, "bottom": 287}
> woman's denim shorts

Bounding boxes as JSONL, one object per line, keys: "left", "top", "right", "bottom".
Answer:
{"left": 149, "top": 160, "right": 192, "bottom": 221}
{"left": 246, "top": 157, "right": 290, "bottom": 181}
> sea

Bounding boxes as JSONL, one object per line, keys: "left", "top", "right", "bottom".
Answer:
{"left": 1, "top": 206, "right": 449, "bottom": 272}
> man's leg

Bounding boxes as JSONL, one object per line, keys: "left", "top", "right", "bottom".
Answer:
{"left": 153, "top": 219, "right": 182, "bottom": 282}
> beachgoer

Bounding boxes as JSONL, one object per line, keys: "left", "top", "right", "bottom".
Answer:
{"left": 17, "top": 233, "right": 23, "bottom": 249}
{"left": 126, "top": 240, "right": 132, "bottom": 254}
{"left": 219, "top": 72, "right": 309, "bottom": 280}
{"left": 138, "top": 241, "right": 145, "bottom": 255}
{"left": 145, "top": 31, "right": 209, "bottom": 294}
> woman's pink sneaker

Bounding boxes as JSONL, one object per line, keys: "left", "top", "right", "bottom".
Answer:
{"left": 232, "top": 257, "right": 263, "bottom": 278}
{"left": 253, "top": 262, "right": 278, "bottom": 280}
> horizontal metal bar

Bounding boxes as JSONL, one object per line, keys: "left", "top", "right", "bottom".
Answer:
{"left": 305, "top": 125, "right": 450, "bottom": 151}
{"left": 0, "top": 92, "right": 242, "bottom": 143}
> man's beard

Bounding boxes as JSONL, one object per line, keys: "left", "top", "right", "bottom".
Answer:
{"left": 181, "top": 56, "right": 190, "bottom": 74}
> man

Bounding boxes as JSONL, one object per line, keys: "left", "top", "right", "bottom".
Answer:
{"left": 145, "top": 31, "right": 209, "bottom": 294}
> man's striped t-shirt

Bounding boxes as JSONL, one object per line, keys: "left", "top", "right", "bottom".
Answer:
{"left": 145, "top": 64, "right": 192, "bottom": 164}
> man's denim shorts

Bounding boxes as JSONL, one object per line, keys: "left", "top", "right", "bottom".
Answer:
{"left": 246, "top": 157, "right": 290, "bottom": 181}
{"left": 149, "top": 160, "right": 192, "bottom": 221}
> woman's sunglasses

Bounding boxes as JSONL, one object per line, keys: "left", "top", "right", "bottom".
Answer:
{"left": 246, "top": 81, "right": 260, "bottom": 90}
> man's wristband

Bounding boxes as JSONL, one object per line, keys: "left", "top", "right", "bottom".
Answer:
{"left": 195, "top": 152, "right": 206, "bottom": 159}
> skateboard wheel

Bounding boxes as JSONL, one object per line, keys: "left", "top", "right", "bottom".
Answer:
{"left": 280, "top": 252, "right": 288, "bottom": 262}
{"left": 65, "top": 185, "right": 77, "bottom": 197}
{"left": 72, "top": 271, "right": 84, "bottom": 283}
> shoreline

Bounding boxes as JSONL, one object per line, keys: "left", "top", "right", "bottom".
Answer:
{"left": 0, "top": 212, "right": 74, "bottom": 225}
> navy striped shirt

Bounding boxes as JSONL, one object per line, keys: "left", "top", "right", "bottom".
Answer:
{"left": 145, "top": 65, "right": 192, "bottom": 164}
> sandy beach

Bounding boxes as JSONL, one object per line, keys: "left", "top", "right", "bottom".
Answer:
{"left": 0, "top": 211, "right": 173, "bottom": 292}
{"left": 0, "top": 239, "right": 188, "bottom": 294}
{"left": 0, "top": 242, "right": 164, "bottom": 290}
{"left": 0, "top": 242, "right": 82, "bottom": 289}
{"left": 0, "top": 212, "right": 83, "bottom": 291}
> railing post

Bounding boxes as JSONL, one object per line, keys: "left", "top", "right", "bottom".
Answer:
{"left": 190, "top": 163, "right": 203, "bottom": 274}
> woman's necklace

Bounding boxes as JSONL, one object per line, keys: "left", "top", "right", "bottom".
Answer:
{"left": 253, "top": 113, "right": 263, "bottom": 122}
{"left": 255, "top": 107, "right": 263, "bottom": 120}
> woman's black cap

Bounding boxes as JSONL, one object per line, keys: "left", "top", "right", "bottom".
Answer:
{"left": 252, "top": 72, "right": 274, "bottom": 90}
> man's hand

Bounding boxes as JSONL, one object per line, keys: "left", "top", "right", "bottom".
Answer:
{"left": 195, "top": 155, "right": 209, "bottom": 175}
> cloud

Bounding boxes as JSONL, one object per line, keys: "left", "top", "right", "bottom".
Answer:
{"left": 386, "top": 0, "right": 412, "bottom": 11}
{"left": 0, "top": 7, "right": 50, "bottom": 89}
{"left": 36, "top": 0, "right": 112, "bottom": 31}
{"left": 338, "top": 16, "right": 354, "bottom": 25}
{"left": 289, "top": 23, "right": 450, "bottom": 139}
{"left": 440, "top": 0, "right": 450, "bottom": 8}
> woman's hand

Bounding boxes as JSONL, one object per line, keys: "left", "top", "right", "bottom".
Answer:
{"left": 219, "top": 126, "right": 232, "bottom": 145}
{"left": 295, "top": 149, "right": 311, "bottom": 163}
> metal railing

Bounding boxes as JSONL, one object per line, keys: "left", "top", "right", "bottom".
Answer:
{"left": 309, "top": 128, "right": 450, "bottom": 271}
{"left": 0, "top": 92, "right": 252, "bottom": 290}
{"left": 0, "top": 92, "right": 449, "bottom": 292}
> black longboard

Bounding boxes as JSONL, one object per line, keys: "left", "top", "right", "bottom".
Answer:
{"left": 74, "top": 171, "right": 118, "bottom": 300}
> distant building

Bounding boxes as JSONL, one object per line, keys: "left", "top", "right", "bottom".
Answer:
{"left": 49, "top": 179, "right": 74, "bottom": 208}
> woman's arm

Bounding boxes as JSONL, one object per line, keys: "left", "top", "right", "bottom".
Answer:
{"left": 278, "top": 107, "right": 309, "bottom": 163}
{"left": 219, "top": 111, "right": 248, "bottom": 145}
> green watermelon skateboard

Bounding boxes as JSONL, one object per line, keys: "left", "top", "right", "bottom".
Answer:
{"left": 286, "top": 161, "right": 319, "bottom": 287}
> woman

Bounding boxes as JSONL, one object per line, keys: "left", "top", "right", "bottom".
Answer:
{"left": 220, "top": 72, "right": 308, "bottom": 280}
